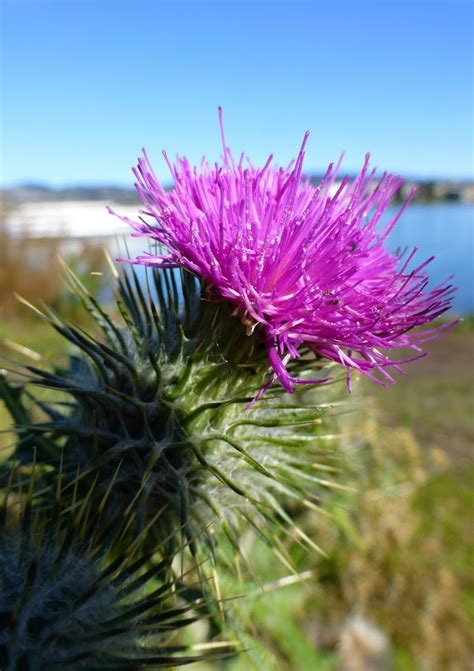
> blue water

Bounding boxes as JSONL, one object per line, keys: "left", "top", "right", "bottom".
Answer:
{"left": 382, "top": 203, "right": 473, "bottom": 314}
{"left": 122, "top": 203, "right": 474, "bottom": 314}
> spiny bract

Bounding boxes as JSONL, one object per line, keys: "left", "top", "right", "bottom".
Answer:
{"left": 1, "top": 261, "right": 347, "bottom": 560}
{"left": 0, "top": 478, "right": 232, "bottom": 670}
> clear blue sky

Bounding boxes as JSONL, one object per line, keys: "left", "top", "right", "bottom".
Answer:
{"left": 1, "top": 0, "right": 473, "bottom": 186}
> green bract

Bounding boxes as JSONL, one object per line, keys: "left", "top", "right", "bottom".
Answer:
{"left": 0, "top": 475, "right": 233, "bottom": 670}
{"left": 1, "top": 262, "right": 346, "bottom": 561}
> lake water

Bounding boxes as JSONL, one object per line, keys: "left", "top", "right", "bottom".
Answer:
{"left": 381, "top": 203, "right": 473, "bottom": 314}
{"left": 121, "top": 203, "right": 473, "bottom": 315}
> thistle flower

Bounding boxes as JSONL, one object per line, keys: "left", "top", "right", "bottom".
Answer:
{"left": 115, "top": 109, "right": 454, "bottom": 394}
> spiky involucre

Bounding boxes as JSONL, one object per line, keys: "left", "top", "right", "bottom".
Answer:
{"left": 2, "top": 262, "right": 347, "bottom": 561}
{"left": 0, "top": 480, "right": 232, "bottom": 670}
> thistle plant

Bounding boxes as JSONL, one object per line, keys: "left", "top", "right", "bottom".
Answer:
{"left": 0, "top": 474, "right": 233, "bottom": 670}
{"left": 2, "top": 111, "right": 455, "bottom": 567}
{"left": 0, "top": 113, "right": 456, "bottom": 670}
{"left": 1, "top": 260, "right": 344, "bottom": 563}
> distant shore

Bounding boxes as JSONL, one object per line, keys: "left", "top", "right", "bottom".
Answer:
{"left": 2, "top": 176, "right": 474, "bottom": 206}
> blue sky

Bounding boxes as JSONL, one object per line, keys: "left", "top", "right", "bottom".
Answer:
{"left": 1, "top": 0, "right": 473, "bottom": 186}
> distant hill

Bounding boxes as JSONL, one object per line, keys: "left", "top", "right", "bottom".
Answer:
{"left": 0, "top": 184, "right": 140, "bottom": 205}
{"left": 1, "top": 176, "right": 473, "bottom": 204}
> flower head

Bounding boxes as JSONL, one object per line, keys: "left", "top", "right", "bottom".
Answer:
{"left": 114, "top": 110, "right": 454, "bottom": 395}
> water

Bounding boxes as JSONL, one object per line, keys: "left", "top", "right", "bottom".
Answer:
{"left": 118, "top": 203, "right": 474, "bottom": 315}
{"left": 382, "top": 203, "right": 473, "bottom": 314}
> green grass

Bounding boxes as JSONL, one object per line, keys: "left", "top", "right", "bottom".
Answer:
{"left": 414, "top": 464, "right": 474, "bottom": 579}
{"left": 364, "top": 320, "right": 474, "bottom": 464}
{"left": 0, "top": 317, "right": 67, "bottom": 356}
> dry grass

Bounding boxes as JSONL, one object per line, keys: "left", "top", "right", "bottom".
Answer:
{"left": 0, "top": 200, "right": 107, "bottom": 320}
{"left": 364, "top": 324, "right": 474, "bottom": 464}
{"left": 298, "top": 409, "right": 474, "bottom": 671}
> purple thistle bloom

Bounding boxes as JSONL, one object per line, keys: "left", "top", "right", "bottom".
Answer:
{"left": 113, "top": 110, "right": 455, "bottom": 396}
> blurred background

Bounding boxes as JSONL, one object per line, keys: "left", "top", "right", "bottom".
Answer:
{"left": 1, "top": 1, "right": 473, "bottom": 669}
